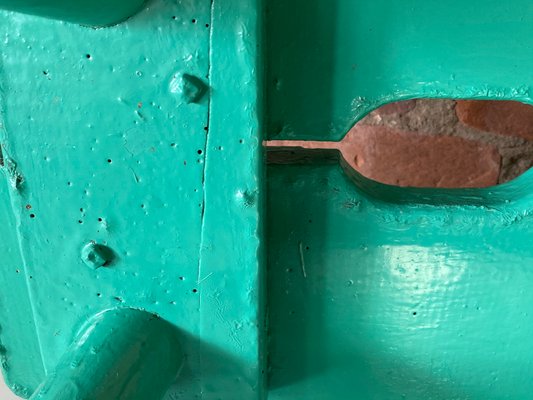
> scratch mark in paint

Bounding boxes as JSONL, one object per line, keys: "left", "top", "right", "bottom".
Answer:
{"left": 129, "top": 167, "right": 140, "bottom": 183}
{"left": 195, "top": 0, "right": 216, "bottom": 380}
{"left": 196, "top": 0, "right": 215, "bottom": 309}
{"left": 0, "top": 132, "right": 24, "bottom": 190}
{"left": 197, "top": 272, "right": 213, "bottom": 286}
{"left": 2, "top": 156, "right": 24, "bottom": 190}
{"left": 299, "top": 242, "right": 307, "bottom": 279}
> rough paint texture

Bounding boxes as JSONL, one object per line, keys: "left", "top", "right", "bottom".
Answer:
{"left": 2, "top": 0, "right": 533, "bottom": 399}
{"left": 266, "top": 1, "right": 533, "bottom": 399}
{"left": 0, "top": 0, "right": 264, "bottom": 399}
{"left": 268, "top": 163, "right": 533, "bottom": 400}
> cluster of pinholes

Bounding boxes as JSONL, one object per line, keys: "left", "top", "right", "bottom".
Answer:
{"left": 0, "top": 0, "right": 265, "bottom": 397}
{"left": 0, "top": 0, "right": 219, "bottom": 395}
{"left": 265, "top": 0, "right": 533, "bottom": 399}
{"left": 268, "top": 159, "right": 533, "bottom": 399}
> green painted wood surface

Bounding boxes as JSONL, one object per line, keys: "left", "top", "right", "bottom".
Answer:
{"left": 29, "top": 308, "right": 182, "bottom": 400}
{"left": 267, "top": 0, "right": 533, "bottom": 141}
{"left": 1, "top": 0, "right": 533, "bottom": 399}
{"left": 267, "top": 163, "right": 533, "bottom": 399}
{"left": 0, "top": 0, "right": 264, "bottom": 398}
{"left": 0, "top": 0, "right": 146, "bottom": 26}
{"left": 265, "top": 0, "right": 533, "bottom": 398}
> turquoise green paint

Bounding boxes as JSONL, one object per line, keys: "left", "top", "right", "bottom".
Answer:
{"left": 0, "top": 0, "right": 264, "bottom": 398}
{"left": 1, "top": 0, "right": 533, "bottom": 398}
{"left": 30, "top": 308, "right": 182, "bottom": 400}
{"left": 0, "top": 169, "right": 44, "bottom": 397}
{"left": 80, "top": 242, "right": 113, "bottom": 270}
{"left": 265, "top": 0, "right": 533, "bottom": 398}
{"left": 196, "top": 0, "right": 266, "bottom": 398}
{"left": 0, "top": 0, "right": 145, "bottom": 26}
{"left": 267, "top": 164, "right": 533, "bottom": 399}
{"left": 267, "top": 0, "right": 533, "bottom": 141}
